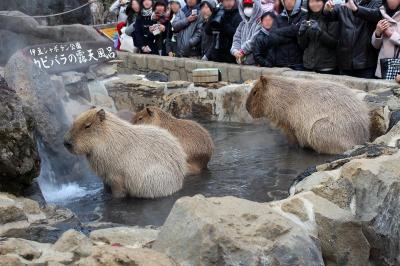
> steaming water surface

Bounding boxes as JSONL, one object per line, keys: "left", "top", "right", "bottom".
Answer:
{"left": 41, "top": 120, "right": 333, "bottom": 226}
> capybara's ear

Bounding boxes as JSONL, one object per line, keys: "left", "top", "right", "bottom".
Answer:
{"left": 260, "top": 75, "right": 268, "bottom": 85}
{"left": 97, "top": 109, "right": 106, "bottom": 122}
{"left": 146, "top": 107, "right": 153, "bottom": 116}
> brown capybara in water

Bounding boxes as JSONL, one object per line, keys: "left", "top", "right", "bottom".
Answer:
{"left": 246, "top": 76, "right": 370, "bottom": 154}
{"left": 132, "top": 106, "right": 214, "bottom": 174}
{"left": 64, "top": 107, "right": 186, "bottom": 198}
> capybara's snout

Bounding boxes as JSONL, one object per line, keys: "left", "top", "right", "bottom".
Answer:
{"left": 63, "top": 133, "right": 73, "bottom": 152}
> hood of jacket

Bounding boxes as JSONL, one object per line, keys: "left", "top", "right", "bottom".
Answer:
{"left": 238, "top": 0, "right": 263, "bottom": 23}
{"left": 280, "top": 0, "right": 303, "bottom": 17}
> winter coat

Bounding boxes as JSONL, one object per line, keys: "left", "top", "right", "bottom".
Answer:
{"left": 208, "top": 6, "right": 242, "bottom": 63}
{"left": 201, "top": 20, "right": 214, "bottom": 59}
{"left": 298, "top": 12, "right": 339, "bottom": 71}
{"left": 371, "top": 7, "right": 400, "bottom": 77}
{"left": 166, "top": 14, "right": 179, "bottom": 55}
{"left": 133, "top": 13, "right": 157, "bottom": 54}
{"left": 110, "top": 0, "right": 129, "bottom": 22}
{"left": 323, "top": 0, "right": 381, "bottom": 71}
{"left": 273, "top": 0, "right": 307, "bottom": 68}
{"left": 253, "top": 28, "right": 292, "bottom": 67}
{"left": 230, "top": 0, "right": 263, "bottom": 65}
{"left": 172, "top": 4, "right": 204, "bottom": 57}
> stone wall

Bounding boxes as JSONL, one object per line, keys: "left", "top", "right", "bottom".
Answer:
{"left": 117, "top": 52, "right": 398, "bottom": 92}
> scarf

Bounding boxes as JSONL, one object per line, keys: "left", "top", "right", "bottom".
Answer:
{"left": 142, "top": 8, "right": 153, "bottom": 17}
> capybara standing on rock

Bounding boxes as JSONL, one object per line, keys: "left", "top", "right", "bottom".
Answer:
{"left": 132, "top": 107, "right": 214, "bottom": 174}
{"left": 64, "top": 107, "right": 186, "bottom": 198}
{"left": 246, "top": 76, "right": 370, "bottom": 154}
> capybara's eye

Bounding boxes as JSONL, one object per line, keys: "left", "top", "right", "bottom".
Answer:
{"left": 85, "top": 123, "right": 92, "bottom": 129}
{"left": 253, "top": 90, "right": 257, "bottom": 96}
{"left": 138, "top": 117, "right": 143, "bottom": 121}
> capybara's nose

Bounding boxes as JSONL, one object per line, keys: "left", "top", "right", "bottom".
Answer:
{"left": 64, "top": 140, "right": 73, "bottom": 150}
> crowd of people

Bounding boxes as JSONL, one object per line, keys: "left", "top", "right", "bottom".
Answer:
{"left": 109, "top": 0, "right": 400, "bottom": 80}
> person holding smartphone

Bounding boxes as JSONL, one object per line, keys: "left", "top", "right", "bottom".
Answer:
{"left": 172, "top": 0, "right": 204, "bottom": 57}
{"left": 109, "top": 0, "right": 130, "bottom": 22}
{"left": 298, "top": 0, "right": 339, "bottom": 74}
{"left": 323, "top": 0, "right": 381, "bottom": 78}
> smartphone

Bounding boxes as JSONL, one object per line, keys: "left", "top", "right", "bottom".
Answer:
{"left": 191, "top": 9, "right": 198, "bottom": 16}
{"left": 333, "top": 0, "right": 345, "bottom": 5}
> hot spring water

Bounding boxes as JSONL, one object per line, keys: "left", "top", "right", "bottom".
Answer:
{"left": 39, "top": 118, "right": 332, "bottom": 226}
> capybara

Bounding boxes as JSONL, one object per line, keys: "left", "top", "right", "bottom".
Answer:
{"left": 63, "top": 107, "right": 187, "bottom": 198}
{"left": 246, "top": 76, "right": 370, "bottom": 154}
{"left": 132, "top": 107, "right": 214, "bottom": 174}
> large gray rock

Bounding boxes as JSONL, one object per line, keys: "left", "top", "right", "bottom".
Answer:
{"left": 5, "top": 50, "right": 92, "bottom": 184}
{"left": 0, "top": 76, "right": 40, "bottom": 194}
{"left": 153, "top": 195, "right": 324, "bottom": 266}
{"left": 276, "top": 192, "right": 370, "bottom": 266}
{"left": 90, "top": 227, "right": 159, "bottom": 248}
{"left": 0, "top": 10, "right": 105, "bottom": 65}
{"left": 294, "top": 151, "right": 400, "bottom": 221}
{"left": 75, "top": 246, "right": 178, "bottom": 266}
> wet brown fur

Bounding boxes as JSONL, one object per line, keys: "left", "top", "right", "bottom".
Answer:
{"left": 246, "top": 76, "right": 371, "bottom": 154}
{"left": 132, "top": 106, "right": 214, "bottom": 174}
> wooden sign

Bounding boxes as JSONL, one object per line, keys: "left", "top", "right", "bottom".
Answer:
{"left": 23, "top": 41, "right": 117, "bottom": 74}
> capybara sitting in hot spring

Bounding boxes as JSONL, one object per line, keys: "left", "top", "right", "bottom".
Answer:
{"left": 246, "top": 76, "right": 370, "bottom": 154}
{"left": 63, "top": 107, "right": 186, "bottom": 198}
{"left": 132, "top": 106, "right": 214, "bottom": 174}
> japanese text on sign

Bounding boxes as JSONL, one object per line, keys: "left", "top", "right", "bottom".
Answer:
{"left": 24, "top": 41, "right": 116, "bottom": 74}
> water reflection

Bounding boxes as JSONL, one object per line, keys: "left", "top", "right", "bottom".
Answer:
{"left": 59, "top": 120, "right": 332, "bottom": 226}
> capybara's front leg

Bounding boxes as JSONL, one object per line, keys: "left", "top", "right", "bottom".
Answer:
{"left": 110, "top": 182, "right": 127, "bottom": 198}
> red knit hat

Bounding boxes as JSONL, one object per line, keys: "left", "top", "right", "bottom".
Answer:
{"left": 243, "top": 0, "right": 254, "bottom": 6}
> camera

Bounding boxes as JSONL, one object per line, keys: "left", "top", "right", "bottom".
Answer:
{"left": 210, "top": 7, "right": 224, "bottom": 31}
{"left": 305, "top": 21, "right": 312, "bottom": 27}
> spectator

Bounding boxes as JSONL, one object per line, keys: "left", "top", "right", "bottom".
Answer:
{"left": 273, "top": 0, "right": 307, "bottom": 70}
{"left": 110, "top": 0, "right": 130, "bottom": 22}
{"left": 206, "top": 0, "right": 242, "bottom": 63}
{"left": 261, "top": 0, "right": 275, "bottom": 12}
{"left": 151, "top": 1, "right": 170, "bottom": 55}
{"left": 323, "top": 0, "right": 381, "bottom": 78}
{"left": 344, "top": 0, "right": 399, "bottom": 78}
{"left": 172, "top": 0, "right": 203, "bottom": 57}
{"left": 298, "top": 0, "right": 339, "bottom": 74}
{"left": 133, "top": 0, "right": 156, "bottom": 54}
{"left": 200, "top": 0, "right": 218, "bottom": 60}
{"left": 125, "top": 0, "right": 141, "bottom": 36}
{"left": 372, "top": 0, "right": 400, "bottom": 78}
{"left": 231, "top": 0, "right": 263, "bottom": 65}
{"left": 166, "top": 0, "right": 186, "bottom": 56}
{"left": 253, "top": 12, "right": 282, "bottom": 66}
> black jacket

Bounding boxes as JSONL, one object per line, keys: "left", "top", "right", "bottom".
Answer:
{"left": 274, "top": 0, "right": 307, "bottom": 68}
{"left": 207, "top": 7, "right": 242, "bottom": 63}
{"left": 133, "top": 14, "right": 157, "bottom": 54}
{"left": 254, "top": 29, "right": 292, "bottom": 67}
{"left": 298, "top": 13, "right": 339, "bottom": 71}
{"left": 323, "top": 0, "right": 381, "bottom": 70}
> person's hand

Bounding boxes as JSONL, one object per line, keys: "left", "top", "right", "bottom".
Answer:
{"left": 187, "top": 14, "right": 198, "bottom": 22}
{"left": 159, "top": 24, "right": 166, "bottom": 32}
{"left": 375, "top": 19, "right": 390, "bottom": 38}
{"left": 168, "top": 52, "right": 175, "bottom": 57}
{"left": 384, "top": 26, "right": 394, "bottom": 38}
{"left": 343, "top": 0, "right": 357, "bottom": 12}
{"left": 310, "top": 20, "right": 321, "bottom": 32}
{"left": 324, "top": 0, "right": 335, "bottom": 12}
{"left": 234, "top": 51, "right": 242, "bottom": 59}
{"left": 299, "top": 20, "right": 308, "bottom": 35}
{"left": 119, "top": 0, "right": 128, "bottom": 5}
{"left": 395, "top": 74, "right": 400, "bottom": 84}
